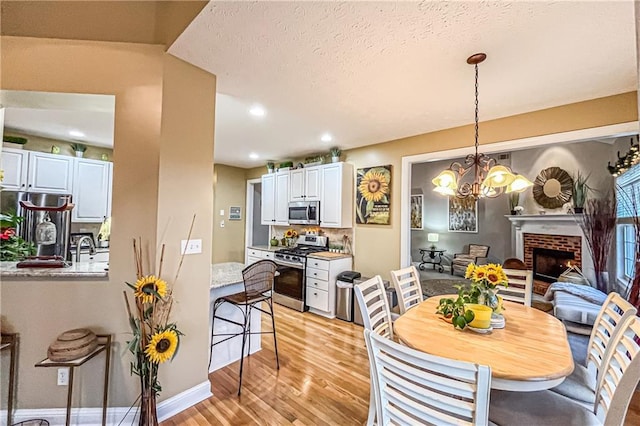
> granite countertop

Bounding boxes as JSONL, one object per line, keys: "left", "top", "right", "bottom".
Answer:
{"left": 1, "top": 261, "right": 109, "bottom": 279}
{"left": 211, "top": 262, "right": 245, "bottom": 289}
{"left": 308, "top": 252, "right": 353, "bottom": 260}
{"left": 247, "top": 245, "right": 280, "bottom": 252}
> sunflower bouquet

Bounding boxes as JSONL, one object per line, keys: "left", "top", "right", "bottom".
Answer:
{"left": 465, "top": 263, "right": 509, "bottom": 311}
{"left": 123, "top": 219, "right": 193, "bottom": 425}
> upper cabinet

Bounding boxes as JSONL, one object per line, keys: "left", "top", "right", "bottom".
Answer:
{"left": 320, "top": 163, "right": 354, "bottom": 228}
{"left": 289, "top": 166, "right": 321, "bottom": 202}
{"left": 1, "top": 148, "right": 73, "bottom": 194}
{"left": 261, "top": 171, "right": 290, "bottom": 226}
{"left": 261, "top": 162, "right": 354, "bottom": 228}
{"left": 72, "top": 159, "right": 112, "bottom": 223}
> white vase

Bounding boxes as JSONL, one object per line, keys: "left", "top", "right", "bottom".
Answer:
{"left": 75, "top": 151, "right": 84, "bottom": 158}
{"left": 331, "top": 156, "right": 340, "bottom": 163}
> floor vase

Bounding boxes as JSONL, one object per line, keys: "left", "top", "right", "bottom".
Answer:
{"left": 139, "top": 386, "right": 158, "bottom": 426}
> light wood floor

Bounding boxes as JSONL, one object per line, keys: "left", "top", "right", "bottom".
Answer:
{"left": 162, "top": 304, "right": 640, "bottom": 425}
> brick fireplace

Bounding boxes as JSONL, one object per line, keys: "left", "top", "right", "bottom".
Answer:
{"left": 523, "top": 233, "right": 582, "bottom": 293}
{"left": 507, "top": 214, "right": 593, "bottom": 294}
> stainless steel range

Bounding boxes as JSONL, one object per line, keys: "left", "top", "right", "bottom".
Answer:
{"left": 272, "top": 235, "right": 328, "bottom": 312}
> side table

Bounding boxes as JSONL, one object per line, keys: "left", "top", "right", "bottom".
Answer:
{"left": 418, "top": 248, "right": 446, "bottom": 273}
{"left": 35, "top": 334, "right": 111, "bottom": 426}
{"left": 1, "top": 333, "right": 18, "bottom": 426}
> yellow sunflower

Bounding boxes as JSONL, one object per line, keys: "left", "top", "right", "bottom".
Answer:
{"left": 358, "top": 170, "right": 389, "bottom": 202}
{"left": 145, "top": 329, "right": 178, "bottom": 364}
{"left": 134, "top": 275, "right": 167, "bottom": 304}
{"left": 465, "top": 263, "right": 476, "bottom": 279}
{"left": 472, "top": 266, "right": 488, "bottom": 282}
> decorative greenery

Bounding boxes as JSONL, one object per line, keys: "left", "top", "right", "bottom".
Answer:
{"left": 123, "top": 216, "right": 194, "bottom": 425}
{"left": 70, "top": 143, "right": 87, "bottom": 152}
{"left": 279, "top": 161, "right": 293, "bottom": 169}
{"left": 330, "top": 147, "right": 341, "bottom": 157}
{"left": 572, "top": 171, "right": 591, "bottom": 209}
{"left": 436, "top": 285, "right": 476, "bottom": 330}
{"left": 266, "top": 161, "right": 275, "bottom": 171}
{"left": 304, "top": 155, "right": 324, "bottom": 164}
{"left": 3, "top": 135, "right": 28, "bottom": 145}
{"left": 0, "top": 212, "right": 35, "bottom": 261}
{"left": 576, "top": 193, "right": 617, "bottom": 293}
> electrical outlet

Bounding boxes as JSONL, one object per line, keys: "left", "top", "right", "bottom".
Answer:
{"left": 220, "top": 220, "right": 225, "bottom": 228}
{"left": 57, "top": 368, "right": 69, "bottom": 386}
{"left": 180, "top": 239, "right": 202, "bottom": 255}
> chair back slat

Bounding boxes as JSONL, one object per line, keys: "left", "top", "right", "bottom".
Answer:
{"left": 586, "top": 292, "right": 636, "bottom": 378}
{"left": 242, "top": 260, "right": 278, "bottom": 299}
{"left": 390, "top": 266, "right": 423, "bottom": 315}
{"left": 498, "top": 268, "right": 533, "bottom": 307}
{"left": 355, "top": 276, "right": 394, "bottom": 340}
{"left": 594, "top": 316, "right": 640, "bottom": 426}
{"left": 365, "top": 329, "right": 491, "bottom": 426}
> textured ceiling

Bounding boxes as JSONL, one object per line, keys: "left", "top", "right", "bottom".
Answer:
{"left": 170, "top": 1, "right": 638, "bottom": 168}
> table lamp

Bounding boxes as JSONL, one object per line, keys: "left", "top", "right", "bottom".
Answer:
{"left": 427, "top": 233, "right": 439, "bottom": 250}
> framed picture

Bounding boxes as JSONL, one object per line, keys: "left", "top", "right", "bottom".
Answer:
{"left": 229, "top": 206, "right": 241, "bottom": 220}
{"left": 410, "top": 195, "right": 423, "bottom": 230}
{"left": 448, "top": 197, "right": 478, "bottom": 233}
{"left": 356, "top": 165, "right": 391, "bottom": 225}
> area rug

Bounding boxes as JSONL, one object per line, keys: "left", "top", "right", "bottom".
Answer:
{"left": 421, "top": 278, "right": 470, "bottom": 298}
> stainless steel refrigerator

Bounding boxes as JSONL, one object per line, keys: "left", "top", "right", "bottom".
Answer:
{"left": 0, "top": 191, "right": 73, "bottom": 260}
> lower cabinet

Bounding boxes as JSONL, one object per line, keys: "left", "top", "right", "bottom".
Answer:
{"left": 246, "top": 247, "right": 275, "bottom": 265}
{"left": 305, "top": 256, "right": 352, "bottom": 318}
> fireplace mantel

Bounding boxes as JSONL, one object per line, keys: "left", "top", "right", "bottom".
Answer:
{"left": 505, "top": 214, "right": 594, "bottom": 284}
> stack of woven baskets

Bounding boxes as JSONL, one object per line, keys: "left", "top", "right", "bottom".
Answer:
{"left": 48, "top": 329, "right": 98, "bottom": 362}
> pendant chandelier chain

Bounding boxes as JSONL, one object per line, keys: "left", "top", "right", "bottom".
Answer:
{"left": 474, "top": 62, "right": 480, "bottom": 154}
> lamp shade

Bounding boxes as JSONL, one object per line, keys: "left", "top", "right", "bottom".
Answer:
{"left": 432, "top": 170, "right": 458, "bottom": 191}
{"left": 505, "top": 174, "right": 534, "bottom": 193}
{"left": 482, "top": 165, "right": 517, "bottom": 188}
{"left": 427, "top": 233, "right": 439, "bottom": 242}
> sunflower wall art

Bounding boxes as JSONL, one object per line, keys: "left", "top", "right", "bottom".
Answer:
{"left": 356, "top": 165, "right": 391, "bottom": 225}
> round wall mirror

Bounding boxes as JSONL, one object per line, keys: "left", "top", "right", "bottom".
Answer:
{"left": 533, "top": 167, "right": 573, "bottom": 209}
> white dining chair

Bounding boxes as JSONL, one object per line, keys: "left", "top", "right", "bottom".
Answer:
{"left": 364, "top": 329, "right": 492, "bottom": 426}
{"left": 551, "top": 292, "right": 637, "bottom": 407}
{"left": 489, "top": 314, "right": 640, "bottom": 426}
{"left": 354, "top": 275, "right": 394, "bottom": 426}
{"left": 389, "top": 265, "right": 424, "bottom": 315}
{"left": 498, "top": 268, "right": 533, "bottom": 307}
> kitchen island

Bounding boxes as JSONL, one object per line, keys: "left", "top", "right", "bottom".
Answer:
{"left": 209, "top": 262, "right": 262, "bottom": 372}
{"left": 0, "top": 261, "right": 109, "bottom": 279}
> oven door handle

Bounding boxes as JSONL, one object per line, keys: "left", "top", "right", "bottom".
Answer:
{"left": 274, "top": 259, "right": 305, "bottom": 270}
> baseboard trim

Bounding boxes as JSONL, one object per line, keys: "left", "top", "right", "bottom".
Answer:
{"left": 2, "top": 380, "right": 212, "bottom": 426}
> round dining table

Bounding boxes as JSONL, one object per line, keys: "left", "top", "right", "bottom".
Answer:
{"left": 393, "top": 295, "right": 575, "bottom": 392}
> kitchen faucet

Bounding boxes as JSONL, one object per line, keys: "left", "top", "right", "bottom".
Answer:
{"left": 75, "top": 236, "right": 96, "bottom": 262}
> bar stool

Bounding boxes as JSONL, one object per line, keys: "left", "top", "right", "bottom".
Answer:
{"left": 209, "top": 260, "right": 280, "bottom": 395}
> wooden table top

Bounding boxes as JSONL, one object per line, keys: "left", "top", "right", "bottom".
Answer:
{"left": 394, "top": 296, "right": 574, "bottom": 389}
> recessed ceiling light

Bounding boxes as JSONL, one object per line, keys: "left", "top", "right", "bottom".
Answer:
{"left": 321, "top": 133, "right": 333, "bottom": 142}
{"left": 249, "top": 104, "right": 266, "bottom": 117}
{"left": 249, "top": 153, "right": 259, "bottom": 160}
{"left": 69, "top": 130, "right": 85, "bottom": 138}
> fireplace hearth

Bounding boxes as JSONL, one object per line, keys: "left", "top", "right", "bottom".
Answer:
{"left": 533, "top": 247, "right": 576, "bottom": 283}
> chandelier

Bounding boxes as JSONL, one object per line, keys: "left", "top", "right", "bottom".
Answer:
{"left": 432, "top": 53, "right": 533, "bottom": 199}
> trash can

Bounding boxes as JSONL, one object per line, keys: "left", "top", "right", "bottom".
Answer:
{"left": 336, "top": 271, "right": 362, "bottom": 322}
{"left": 353, "top": 276, "right": 397, "bottom": 326}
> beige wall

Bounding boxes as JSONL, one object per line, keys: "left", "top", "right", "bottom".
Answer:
{"left": 3, "top": 130, "right": 114, "bottom": 161}
{"left": 212, "top": 164, "right": 248, "bottom": 263}
{"left": 0, "top": 35, "right": 215, "bottom": 410}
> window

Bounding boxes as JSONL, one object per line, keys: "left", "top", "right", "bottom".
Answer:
{"left": 622, "top": 225, "right": 636, "bottom": 280}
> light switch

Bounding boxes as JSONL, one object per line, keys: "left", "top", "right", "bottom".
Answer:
{"left": 181, "top": 239, "right": 202, "bottom": 255}
{"left": 220, "top": 209, "right": 225, "bottom": 216}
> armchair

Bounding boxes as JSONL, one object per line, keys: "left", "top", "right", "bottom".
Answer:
{"left": 450, "top": 244, "right": 490, "bottom": 276}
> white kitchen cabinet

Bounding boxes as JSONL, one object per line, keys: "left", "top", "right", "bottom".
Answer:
{"left": 261, "top": 171, "right": 290, "bottom": 225}
{"left": 1, "top": 148, "right": 74, "bottom": 193}
{"left": 305, "top": 255, "right": 352, "bottom": 318}
{"left": 246, "top": 247, "right": 275, "bottom": 265}
{"left": 28, "top": 151, "right": 74, "bottom": 194}
{"left": 72, "top": 158, "right": 112, "bottom": 222}
{"left": 289, "top": 166, "right": 321, "bottom": 201}
{"left": 320, "top": 162, "right": 354, "bottom": 228}
{"left": 0, "top": 148, "right": 28, "bottom": 191}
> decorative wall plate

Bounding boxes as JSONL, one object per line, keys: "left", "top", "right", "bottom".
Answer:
{"left": 532, "top": 167, "right": 573, "bottom": 209}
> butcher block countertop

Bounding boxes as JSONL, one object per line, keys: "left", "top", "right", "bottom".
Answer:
{"left": 307, "top": 252, "right": 352, "bottom": 260}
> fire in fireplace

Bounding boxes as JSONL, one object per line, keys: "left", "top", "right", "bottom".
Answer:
{"left": 533, "top": 247, "right": 576, "bottom": 283}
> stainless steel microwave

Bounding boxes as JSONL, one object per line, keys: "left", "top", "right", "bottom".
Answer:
{"left": 288, "top": 201, "right": 320, "bottom": 225}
